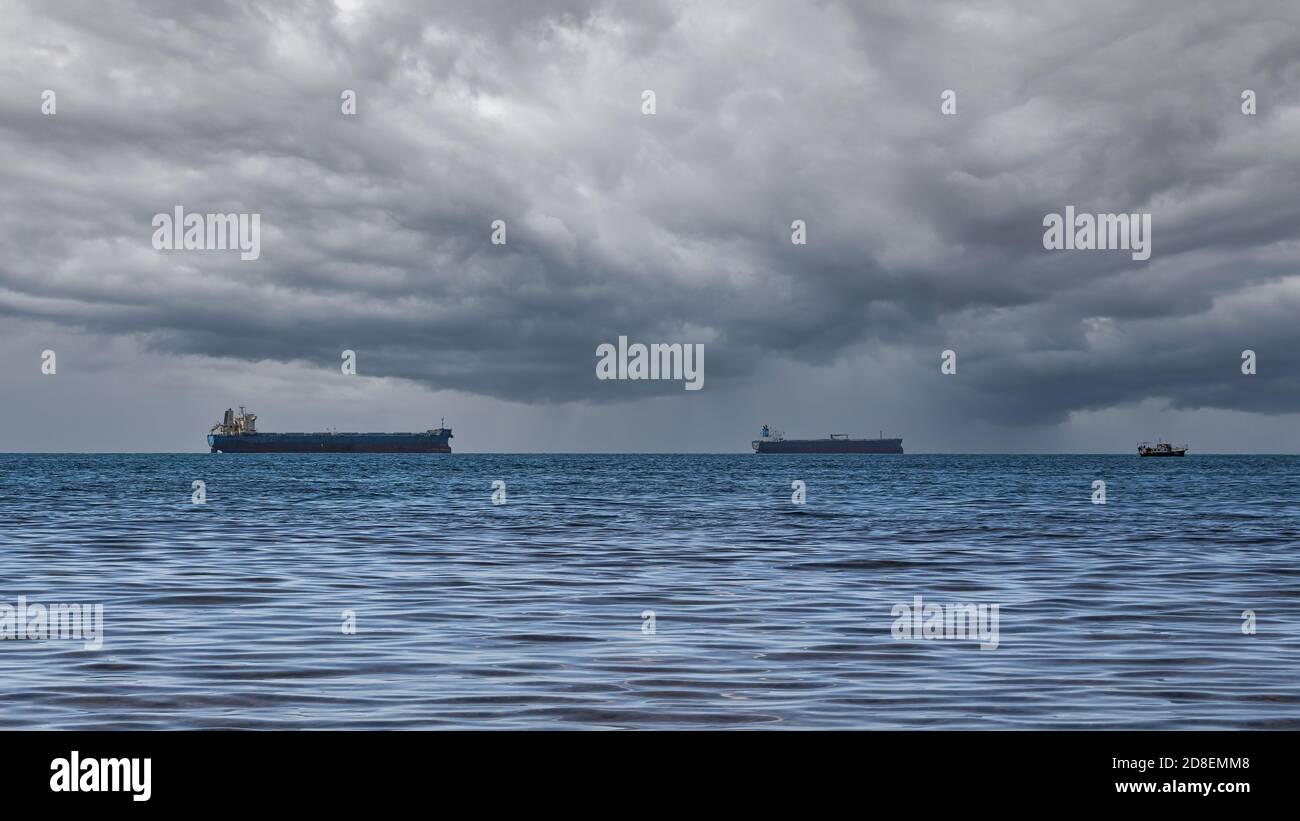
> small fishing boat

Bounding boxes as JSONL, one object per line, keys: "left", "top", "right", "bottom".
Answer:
{"left": 1137, "top": 441, "right": 1187, "bottom": 457}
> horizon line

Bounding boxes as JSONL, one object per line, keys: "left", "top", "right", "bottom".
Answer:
{"left": 0, "top": 451, "right": 1296, "bottom": 457}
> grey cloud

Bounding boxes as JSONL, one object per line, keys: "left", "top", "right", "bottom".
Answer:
{"left": 1, "top": 0, "right": 1298, "bottom": 428}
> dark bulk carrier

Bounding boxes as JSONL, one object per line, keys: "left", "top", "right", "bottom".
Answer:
{"left": 208, "top": 408, "right": 452, "bottom": 453}
{"left": 752, "top": 425, "right": 903, "bottom": 454}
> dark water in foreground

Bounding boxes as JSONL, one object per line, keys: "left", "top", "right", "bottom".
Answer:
{"left": 1, "top": 453, "right": 1298, "bottom": 730}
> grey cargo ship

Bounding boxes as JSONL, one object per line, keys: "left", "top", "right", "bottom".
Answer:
{"left": 208, "top": 408, "right": 452, "bottom": 453}
{"left": 752, "top": 425, "right": 903, "bottom": 454}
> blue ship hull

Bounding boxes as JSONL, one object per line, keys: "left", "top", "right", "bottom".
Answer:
{"left": 754, "top": 438, "right": 903, "bottom": 454}
{"left": 209, "top": 431, "right": 452, "bottom": 453}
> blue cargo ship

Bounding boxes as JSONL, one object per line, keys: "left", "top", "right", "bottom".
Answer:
{"left": 208, "top": 408, "right": 452, "bottom": 453}
{"left": 752, "top": 424, "right": 902, "bottom": 454}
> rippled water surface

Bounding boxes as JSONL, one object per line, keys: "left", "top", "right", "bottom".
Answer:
{"left": 1, "top": 453, "right": 1298, "bottom": 729}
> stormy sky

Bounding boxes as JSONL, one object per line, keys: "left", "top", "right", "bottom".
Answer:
{"left": 1, "top": 0, "right": 1298, "bottom": 452}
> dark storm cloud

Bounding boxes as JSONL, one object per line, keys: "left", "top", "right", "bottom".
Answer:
{"left": 1, "top": 0, "right": 1298, "bottom": 423}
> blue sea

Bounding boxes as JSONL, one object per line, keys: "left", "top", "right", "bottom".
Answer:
{"left": 1, "top": 453, "right": 1297, "bottom": 730}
